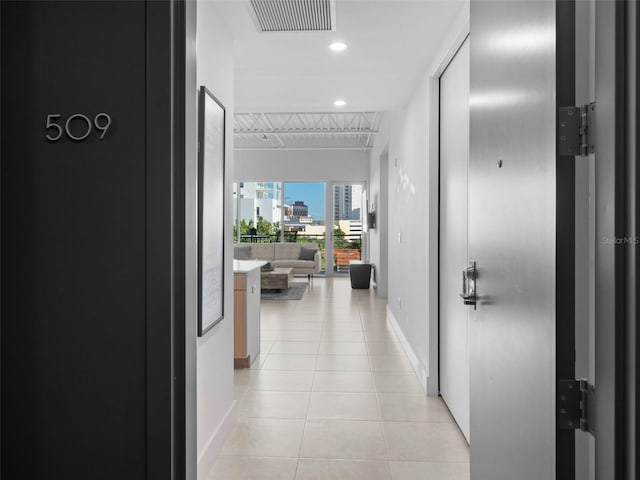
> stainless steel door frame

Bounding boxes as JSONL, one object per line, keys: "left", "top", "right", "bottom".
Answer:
{"left": 556, "top": 2, "right": 578, "bottom": 479}
{"left": 570, "top": 2, "right": 637, "bottom": 478}
{"left": 573, "top": 2, "right": 595, "bottom": 479}
{"left": 594, "top": 1, "right": 627, "bottom": 478}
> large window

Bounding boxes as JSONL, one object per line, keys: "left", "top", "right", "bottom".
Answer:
{"left": 233, "top": 180, "right": 364, "bottom": 275}
{"left": 283, "top": 182, "right": 326, "bottom": 272}
{"left": 234, "top": 181, "right": 327, "bottom": 274}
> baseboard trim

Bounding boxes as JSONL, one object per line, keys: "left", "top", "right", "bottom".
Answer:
{"left": 197, "top": 400, "right": 237, "bottom": 480}
{"left": 387, "top": 306, "right": 428, "bottom": 395}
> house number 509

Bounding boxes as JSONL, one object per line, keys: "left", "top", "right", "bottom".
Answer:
{"left": 46, "top": 113, "right": 112, "bottom": 142}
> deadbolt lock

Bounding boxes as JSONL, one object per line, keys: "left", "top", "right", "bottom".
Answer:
{"left": 460, "top": 261, "right": 477, "bottom": 310}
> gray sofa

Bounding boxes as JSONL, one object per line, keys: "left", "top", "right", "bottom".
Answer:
{"left": 234, "top": 243, "right": 322, "bottom": 277}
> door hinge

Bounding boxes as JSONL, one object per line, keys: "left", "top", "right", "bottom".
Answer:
{"left": 558, "top": 102, "right": 595, "bottom": 157}
{"left": 558, "top": 379, "right": 595, "bottom": 435}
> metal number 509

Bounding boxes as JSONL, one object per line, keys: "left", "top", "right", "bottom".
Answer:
{"left": 45, "top": 113, "right": 112, "bottom": 142}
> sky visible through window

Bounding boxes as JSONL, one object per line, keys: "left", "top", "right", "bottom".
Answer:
{"left": 284, "top": 182, "right": 325, "bottom": 222}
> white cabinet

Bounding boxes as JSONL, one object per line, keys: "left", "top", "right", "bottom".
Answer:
{"left": 233, "top": 262, "right": 262, "bottom": 368}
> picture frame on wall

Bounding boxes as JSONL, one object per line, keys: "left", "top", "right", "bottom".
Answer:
{"left": 198, "top": 86, "right": 226, "bottom": 336}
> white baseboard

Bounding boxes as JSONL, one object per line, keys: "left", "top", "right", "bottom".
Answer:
{"left": 197, "top": 400, "right": 237, "bottom": 480}
{"left": 387, "top": 306, "right": 428, "bottom": 395}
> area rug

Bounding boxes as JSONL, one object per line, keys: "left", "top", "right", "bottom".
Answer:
{"left": 261, "top": 282, "right": 308, "bottom": 301}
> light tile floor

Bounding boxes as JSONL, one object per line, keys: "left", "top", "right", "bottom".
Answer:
{"left": 210, "top": 277, "right": 469, "bottom": 480}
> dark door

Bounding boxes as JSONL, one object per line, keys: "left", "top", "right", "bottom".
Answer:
{"left": 1, "top": 2, "right": 183, "bottom": 478}
{"left": 592, "top": 0, "right": 636, "bottom": 478}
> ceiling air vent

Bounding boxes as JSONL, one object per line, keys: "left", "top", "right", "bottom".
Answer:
{"left": 250, "top": 0, "right": 336, "bottom": 32}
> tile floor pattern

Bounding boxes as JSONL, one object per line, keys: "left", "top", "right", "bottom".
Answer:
{"left": 210, "top": 277, "right": 469, "bottom": 480}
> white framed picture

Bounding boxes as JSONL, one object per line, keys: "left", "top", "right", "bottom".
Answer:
{"left": 198, "top": 86, "right": 226, "bottom": 336}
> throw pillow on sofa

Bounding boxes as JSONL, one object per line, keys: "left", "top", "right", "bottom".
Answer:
{"left": 299, "top": 247, "right": 317, "bottom": 261}
{"left": 234, "top": 245, "right": 251, "bottom": 260}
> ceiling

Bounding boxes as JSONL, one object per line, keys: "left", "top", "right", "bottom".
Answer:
{"left": 214, "top": 0, "right": 468, "bottom": 113}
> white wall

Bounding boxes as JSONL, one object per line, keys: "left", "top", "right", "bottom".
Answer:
{"left": 368, "top": 115, "right": 389, "bottom": 298}
{"left": 235, "top": 149, "right": 369, "bottom": 182}
{"left": 372, "top": 5, "right": 469, "bottom": 394}
{"left": 384, "top": 84, "right": 433, "bottom": 391}
{"left": 195, "top": 2, "right": 236, "bottom": 478}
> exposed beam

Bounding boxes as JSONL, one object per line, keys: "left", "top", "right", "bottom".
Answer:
{"left": 365, "top": 112, "right": 379, "bottom": 147}
{"left": 259, "top": 112, "right": 286, "bottom": 147}
{"left": 235, "top": 111, "right": 379, "bottom": 116}
{"left": 234, "top": 128, "right": 379, "bottom": 135}
{"left": 234, "top": 146, "right": 372, "bottom": 151}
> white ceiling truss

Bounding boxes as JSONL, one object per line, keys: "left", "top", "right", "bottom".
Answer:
{"left": 234, "top": 111, "right": 381, "bottom": 151}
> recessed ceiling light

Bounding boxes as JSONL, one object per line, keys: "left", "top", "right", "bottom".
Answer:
{"left": 329, "top": 42, "right": 347, "bottom": 52}
{"left": 333, "top": 99, "right": 346, "bottom": 107}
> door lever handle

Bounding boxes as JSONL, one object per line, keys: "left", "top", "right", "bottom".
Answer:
{"left": 459, "top": 261, "right": 477, "bottom": 310}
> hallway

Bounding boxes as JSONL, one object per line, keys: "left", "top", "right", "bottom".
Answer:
{"left": 210, "top": 277, "right": 469, "bottom": 479}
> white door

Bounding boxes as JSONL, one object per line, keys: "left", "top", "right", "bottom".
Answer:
{"left": 439, "top": 37, "right": 470, "bottom": 441}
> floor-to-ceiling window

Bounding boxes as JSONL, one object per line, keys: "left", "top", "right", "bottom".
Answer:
{"left": 234, "top": 180, "right": 328, "bottom": 274}
{"left": 233, "top": 180, "right": 366, "bottom": 276}
{"left": 330, "top": 182, "right": 364, "bottom": 274}
{"left": 282, "top": 182, "right": 326, "bottom": 273}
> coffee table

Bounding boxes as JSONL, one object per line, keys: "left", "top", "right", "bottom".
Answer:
{"left": 261, "top": 267, "right": 294, "bottom": 291}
